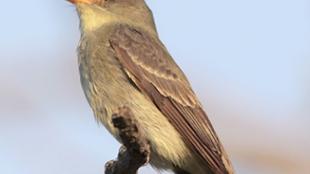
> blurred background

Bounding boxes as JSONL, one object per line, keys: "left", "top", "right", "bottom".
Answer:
{"left": 0, "top": 0, "right": 309, "bottom": 174}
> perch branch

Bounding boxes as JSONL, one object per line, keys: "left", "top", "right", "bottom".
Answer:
{"left": 105, "top": 106, "right": 151, "bottom": 174}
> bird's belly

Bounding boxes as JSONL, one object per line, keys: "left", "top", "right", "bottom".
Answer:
{"left": 79, "top": 69, "right": 202, "bottom": 171}
{"left": 77, "top": 38, "right": 204, "bottom": 172}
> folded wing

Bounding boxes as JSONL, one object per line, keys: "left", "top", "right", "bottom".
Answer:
{"left": 109, "top": 25, "right": 233, "bottom": 174}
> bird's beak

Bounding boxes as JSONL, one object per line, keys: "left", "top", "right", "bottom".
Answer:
{"left": 67, "top": 0, "right": 98, "bottom": 5}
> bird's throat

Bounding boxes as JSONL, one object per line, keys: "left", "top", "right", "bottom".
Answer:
{"left": 76, "top": 4, "right": 158, "bottom": 39}
{"left": 77, "top": 4, "right": 118, "bottom": 33}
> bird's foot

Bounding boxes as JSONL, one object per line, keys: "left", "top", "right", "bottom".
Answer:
{"left": 104, "top": 106, "right": 151, "bottom": 174}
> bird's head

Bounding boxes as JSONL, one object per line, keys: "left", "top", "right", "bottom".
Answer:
{"left": 68, "top": 0, "right": 156, "bottom": 33}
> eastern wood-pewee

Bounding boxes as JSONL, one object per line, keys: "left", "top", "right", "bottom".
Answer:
{"left": 69, "top": 0, "right": 234, "bottom": 173}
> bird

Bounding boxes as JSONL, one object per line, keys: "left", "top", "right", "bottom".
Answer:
{"left": 68, "top": 0, "right": 234, "bottom": 173}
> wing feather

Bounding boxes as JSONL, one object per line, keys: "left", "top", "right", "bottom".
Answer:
{"left": 109, "top": 25, "right": 233, "bottom": 174}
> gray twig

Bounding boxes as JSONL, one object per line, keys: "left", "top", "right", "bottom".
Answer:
{"left": 105, "top": 106, "right": 151, "bottom": 174}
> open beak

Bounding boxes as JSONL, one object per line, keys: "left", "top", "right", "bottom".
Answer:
{"left": 67, "top": 0, "right": 97, "bottom": 4}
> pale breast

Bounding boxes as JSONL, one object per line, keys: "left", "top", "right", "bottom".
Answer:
{"left": 77, "top": 27, "right": 205, "bottom": 173}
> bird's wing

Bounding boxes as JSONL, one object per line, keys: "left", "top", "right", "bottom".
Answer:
{"left": 109, "top": 24, "right": 233, "bottom": 174}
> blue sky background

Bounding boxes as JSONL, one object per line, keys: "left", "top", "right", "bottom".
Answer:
{"left": 0, "top": 0, "right": 309, "bottom": 174}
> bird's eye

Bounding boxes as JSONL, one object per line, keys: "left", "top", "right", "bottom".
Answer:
{"left": 97, "top": 0, "right": 109, "bottom": 6}
{"left": 100, "top": 0, "right": 114, "bottom": 5}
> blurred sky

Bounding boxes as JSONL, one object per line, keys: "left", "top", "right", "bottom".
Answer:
{"left": 0, "top": 0, "right": 309, "bottom": 174}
